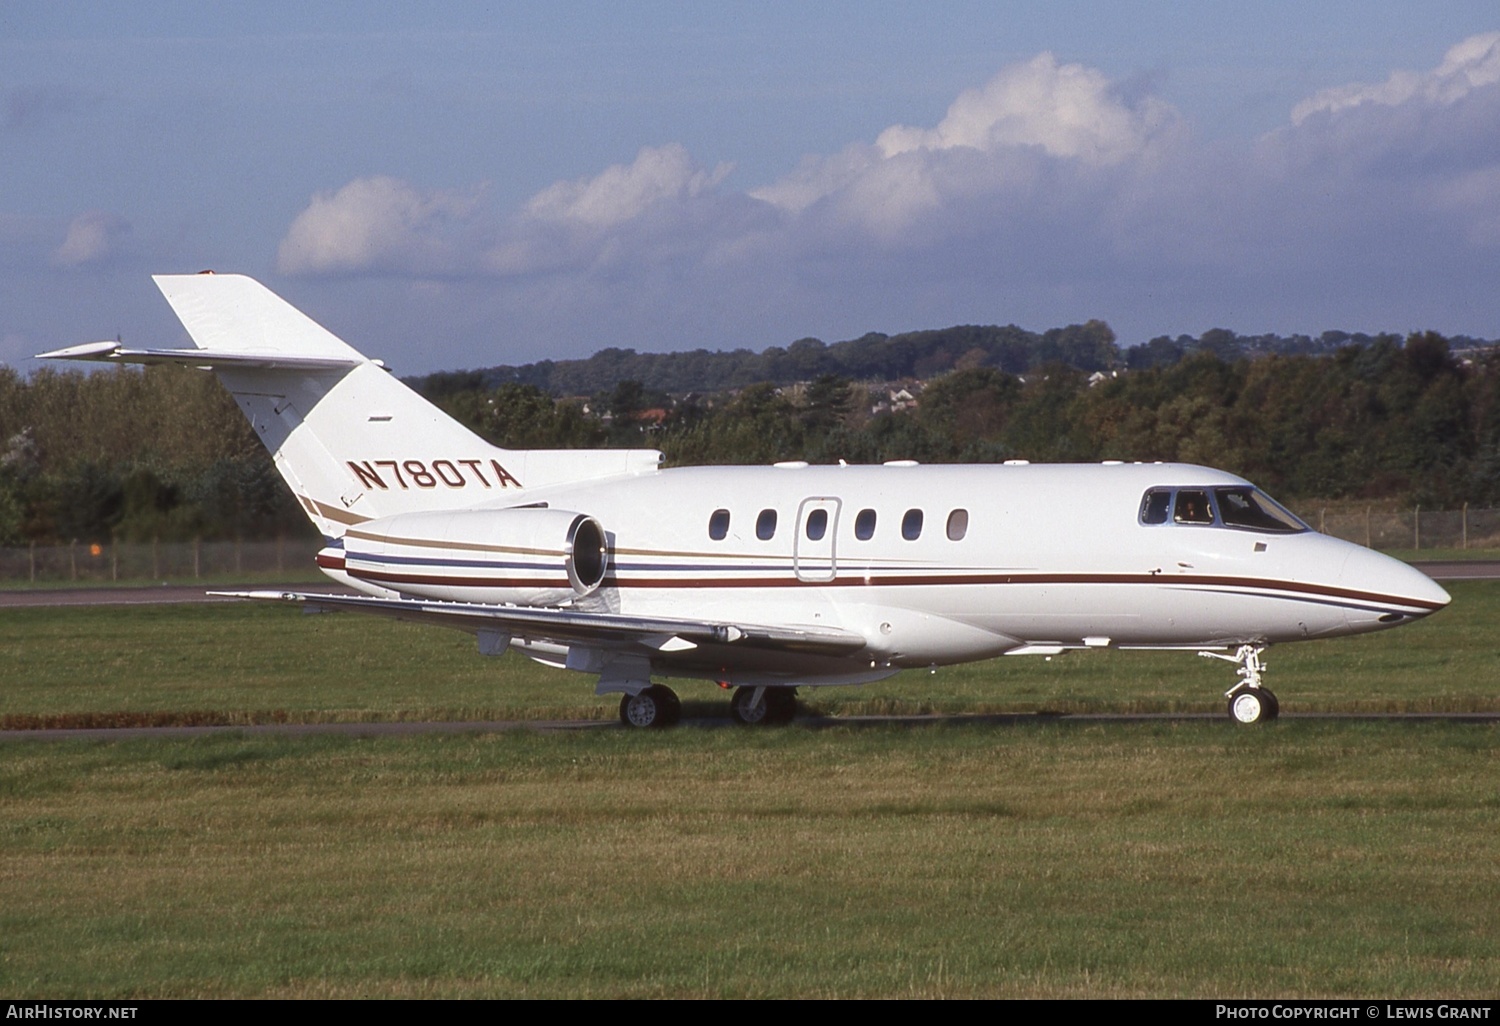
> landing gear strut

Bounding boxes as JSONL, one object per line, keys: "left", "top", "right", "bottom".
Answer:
{"left": 729, "top": 686, "right": 798, "bottom": 726}
{"left": 619, "top": 684, "right": 681, "bottom": 728}
{"left": 1200, "top": 644, "right": 1279, "bottom": 724}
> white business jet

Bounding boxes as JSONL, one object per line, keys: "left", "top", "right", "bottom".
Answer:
{"left": 41, "top": 274, "right": 1451, "bottom": 726}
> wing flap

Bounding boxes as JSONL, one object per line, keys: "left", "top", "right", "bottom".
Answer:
{"left": 209, "top": 590, "right": 869, "bottom": 655}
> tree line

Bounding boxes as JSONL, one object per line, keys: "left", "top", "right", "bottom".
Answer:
{"left": 409, "top": 321, "right": 1498, "bottom": 399}
{"left": 3, "top": 329, "right": 1497, "bottom": 545}
{"left": 0, "top": 364, "right": 304, "bottom": 546}
{"left": 437, "top": 332, "right": 1498, "bottom": 510}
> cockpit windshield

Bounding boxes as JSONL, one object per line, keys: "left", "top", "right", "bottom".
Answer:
{"left": 1139, "top": 486, "right": 1308, "bottom": 533}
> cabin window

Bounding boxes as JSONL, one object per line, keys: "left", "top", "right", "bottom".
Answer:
{"left": 946, "top": 509, "right": 969, "bottom": 541}
{"left": 902, "top": 508, "right": 924, "bottom": 541}
{"left": 708, "top": 509, "right": 730, "bottom": 540}
{"left": 756, "top": 509, "right": 778, "bottom": 540}
{"left": 805, "top": 508, "right": 828, "bottom": 541}
{"left": 1173, "top": 490, "right": 1213, "bottom": 525}
{"left": 855, "top": 508, "right": 876, "bottom": 540}
{"left": 1140, "top": 489, "right": 1171, "bottom": 525}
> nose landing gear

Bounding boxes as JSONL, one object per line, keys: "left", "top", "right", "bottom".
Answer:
{"left": 1201, "top": 644, "right": 1279, "bottom": 724}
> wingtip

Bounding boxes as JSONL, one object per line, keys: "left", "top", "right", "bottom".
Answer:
{"left": 35, "top": 340, "right": 121, "bottom": 361}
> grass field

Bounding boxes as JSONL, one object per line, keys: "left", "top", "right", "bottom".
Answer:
{"left": 1, "top": 723, "right": 1497, "bottom": 997}
{"left": 1, "top": 581, "right": 1497, "bottom": 997}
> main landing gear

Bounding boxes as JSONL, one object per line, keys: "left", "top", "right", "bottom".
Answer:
{"left": 616, "top": 684, "right": 800, "bottom": 728}
{"left": 1200, "top": 644, "right": 1279, "bottom": 724}
{"left": 729, "top": 685, "right": 798, "bottom": 726}
{"left": 618, "top": 685, "right": 681, "bottom": 728}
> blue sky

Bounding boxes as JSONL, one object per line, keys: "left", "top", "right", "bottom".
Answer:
{"left": 4, "top": 2, "right": 1500, "bottom": 374}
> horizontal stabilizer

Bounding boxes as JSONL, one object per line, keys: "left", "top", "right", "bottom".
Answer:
{"left": 153, "top": 273, "right": 367, "bottom": 361}
{"left": 209, "top": 590, "right": 870, "bottom": 655}
{"left": 36, "top": 341, "right": 362, "bottom": 371}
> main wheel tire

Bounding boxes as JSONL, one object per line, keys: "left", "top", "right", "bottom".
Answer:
{"left": 620, "top": 685, "right": 680, "bottom": 729}
{"left": 730, "top": 686, "right": 768, "bottom": 725}
{"left": 731, "top": 686, "right": 796, "bottom": 726}
{"left": 1229, "top": 688, "right": 1271, "bottom": 724}
{"left": 1259, "top": 687, "right": 1280, "bottom": 720}
{"left": 764, "top": 687, "right": 798, "bottom": 725}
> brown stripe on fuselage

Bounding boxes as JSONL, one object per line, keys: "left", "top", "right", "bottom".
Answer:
{"left": 341, "top": 563, "right": 1443, "bottom": 613}
{"left": 599, "top": 569, "right": 1444, "bottom": 611}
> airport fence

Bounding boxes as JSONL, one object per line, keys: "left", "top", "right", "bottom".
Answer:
{"left": 1300, "top": 505, "right": 1500, "bottom": 551}
{"left": 0, "top": 537, "right": 324, "bottom": 585}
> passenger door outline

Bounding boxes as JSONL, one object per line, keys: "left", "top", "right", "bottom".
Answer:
{"left": 794, "top": 497, "right": 840, "bottom": 582}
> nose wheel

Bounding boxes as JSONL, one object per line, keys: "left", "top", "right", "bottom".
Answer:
{"left": 1228, "top": 684, "right": 1279, "bottom": 724}
{"left": 1201, "top": 644, "right": 1280, "bottom": 724}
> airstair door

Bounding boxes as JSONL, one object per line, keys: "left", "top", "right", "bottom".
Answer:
{"left": 794, "top": 497, "right": 840, "bottom": 582}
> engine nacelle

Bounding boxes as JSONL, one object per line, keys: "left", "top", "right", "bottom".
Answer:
{"left": 341, "top": 507, "right": 609, "bottom": 605}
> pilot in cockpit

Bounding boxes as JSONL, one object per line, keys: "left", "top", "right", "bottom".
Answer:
{"left": 1174, "top": 491, "right": 1213, "bottom": 524}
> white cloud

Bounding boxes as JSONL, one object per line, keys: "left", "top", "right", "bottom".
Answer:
{"left": 485, "top": 144, "right": 741, "bottom": 276}
{"left": 750, "top": 52, "right": 1182, "bottom": 237}
{"left": 523, "top": 144, "right": 732, "bottom": 229}
{"left": 51, "top": 210, "right": 130, "bottom": 267}
{"left": 1292, "top": 32, "right": 1500, "bottom": 123}
{"left": 876, "top": 52, "right": 1176, "bottom": 163}
{"left": 280, "top": 150, "right": 738, "bottom": 281}
{"left": 1262, "top": 31, "right": 1500, "bottom": 257}
{"left": 270, "top": 40, "right": 1500, "bottom": 368}
{"left": 747, "top": 145, "right": 881, "bottom": 217}
{"left": 277, "top": 176, "right": 483, "bottom": 276}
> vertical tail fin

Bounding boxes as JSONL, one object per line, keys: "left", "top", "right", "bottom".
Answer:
{"left": 41, "top": 273, "right": 662, "bottom": 540}
{"left": 154, "top": 274, "right": 527, "bottom": 538}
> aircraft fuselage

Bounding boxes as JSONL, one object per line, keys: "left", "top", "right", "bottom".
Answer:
{"left": 323, "top": 460, "right": 1448, "bottom": 686}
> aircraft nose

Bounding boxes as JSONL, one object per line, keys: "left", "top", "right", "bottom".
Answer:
{"left": 1338, "top": 545, "right": 1451, "bottom": 624}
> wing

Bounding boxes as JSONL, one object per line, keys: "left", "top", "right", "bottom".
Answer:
{"left": 210, "top": 589, "right": 868, "bottom": 657}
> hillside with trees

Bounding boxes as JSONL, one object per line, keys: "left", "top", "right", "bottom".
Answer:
{"left": 409, "top": 321, "right": 1498, "bottom": 398}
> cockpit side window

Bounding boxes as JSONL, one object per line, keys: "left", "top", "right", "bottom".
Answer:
{"left": 1215, "top": 487, "right": 1308, "bottom": 533}
{"left": 1141, "top": 485, "right": 1309, "bottom": 533}
{"left": 1140, "top": 489, "right": 1171, "bottom": 525}
{"left": 1173, "top": 490, "right": 1214, "bottom": 525}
